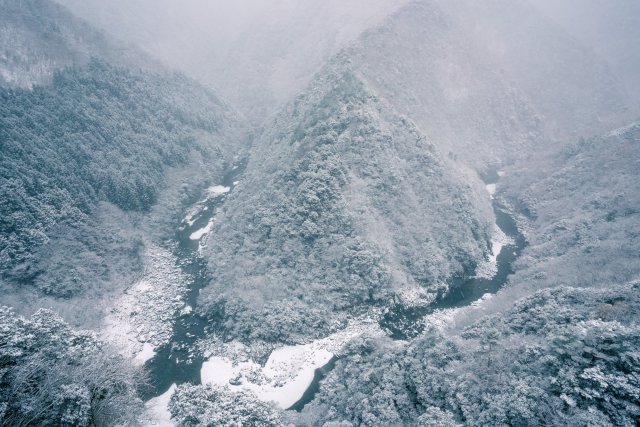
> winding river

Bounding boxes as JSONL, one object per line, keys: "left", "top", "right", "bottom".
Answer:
{"left": 293, "top": 171, "right": 527, "bottom": 409}
{"left": 142, "top": 160, "right": 246, "bottom": 400}
{"left": 142, "top": 168, "right": 526, "bottom": 412}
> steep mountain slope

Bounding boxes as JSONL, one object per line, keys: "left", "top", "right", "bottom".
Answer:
{"left": 346, "top": 1, "right": 539, "bottom": 170}
{"left": 438, "top": 0, "right": 633, "bottom": 139}
{"left": 55, "top": 0, "right": 407, "bottom": 125}
{"left": 0, "top": 1, "right": 249, "bottom": 309}
{"left": 198, "top": 63, "right": 492, "bottom": 345}
{"left": 503, "top": 122, "right": 640, "bottom": 293}
{"left": 0, "top": 0, "right": 154, "bottom": 88}
{"left": 342, "top": 0, "right": 632, "bottom": 171}
{"left": 293, "top": 123, "right": 640, "bottom": 426}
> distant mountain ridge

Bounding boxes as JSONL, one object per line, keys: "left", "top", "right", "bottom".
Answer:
{"left": 0, "top": 0, "right": 157, "bottom": 88}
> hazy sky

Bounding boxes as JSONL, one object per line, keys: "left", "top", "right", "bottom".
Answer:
{"left": 56, "top": 0, "right": 640, "bottom": 123}
{"left": 56, "top": 0, "right": 408, "bottom": 123}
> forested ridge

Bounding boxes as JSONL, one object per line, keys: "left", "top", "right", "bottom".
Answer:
{"left": 197, "top": 65, "right": 491, "bottom": 347}
{"left": 0, "top": 0, "right": 639, "bottom": 425}
{"left": 0, "top": 59, "right": 244, "bottom": 296}
{"left": 505, "top": 122, "right": 640, "bottom": 291}
{"left": 0, "top": 0, "right": 155, "bottom": 88}
{"left": 299, "top": 282, "right": 640, "bottom": 426}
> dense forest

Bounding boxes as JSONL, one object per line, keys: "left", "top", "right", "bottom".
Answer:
{"left": 504, "top": 123, "right": 640, "bottom": 291}
{"left": 1, "top": 0, "right": 639, "bottom": 425}
{"left": 0, "top": 307, "right": 143, "bottom": 426}
{"left": 0, "top": 60, "right": 246, "bottom": 297}
{"left": 198, "top": 65, "right": 492, "bottom": 347}
{"left": 298, "top": 282, "right": 640, "bottom": 426}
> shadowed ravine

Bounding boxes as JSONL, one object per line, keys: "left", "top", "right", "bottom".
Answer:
{"left": 141, "top": 160, "right": 246, "bottom": 400}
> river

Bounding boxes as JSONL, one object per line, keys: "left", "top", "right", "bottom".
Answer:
{"left": 141, "top": 160, "right": 246, "bottom": 400}
{"left": 292, "top": 171, "right": 527, "bottom": 410}
{"left": 142, "top": 168, "right": 526, "bottom": 411}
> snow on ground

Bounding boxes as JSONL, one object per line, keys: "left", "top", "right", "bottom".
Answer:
{"left": 475, "top": 173, "right": 514, "bottom": 279}
{"left": 182, "top": 184, "right": 230, "bottom": 226}
{"left": 475, "top": 217, "right": 514, "bottom": 279}
{"left": 102, "top": 245, "right": 188, "bottom": 362}
{"left": 133, "top": 343, "right": 156, "bottom": 366}
{"left": 143, "top": 384, "right": 176, "bottom": 426}
{"left": 182, "top": 205, "right": 201, "bottom": 227}
{"left": 200, "top": 317, "right": 385, "bottom": 409}
{"left": 486, "top": 183, "right": 497, "bottom": 198}
{"left": 606, "top": 122, "right": 639, "bottom": 137}
{"left": 394, "top": 285, "right": 438, "bottom": 307}
{"left": 207, "top": 185, "right": 230, "bottom": 197}
{"left": 422, "top": 293, "right": 495, "bottom": 331}
{"left": 189, "top": 219, "right": 214, "bottom": 240}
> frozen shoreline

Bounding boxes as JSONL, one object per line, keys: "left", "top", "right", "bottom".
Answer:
{"left": 101, "top": 245, "right": 188, "bottom": 365}
{"left": 144, "top": 384, "right": 176, "bottom": 426}
{"left": 474, "top": 176, "right": 514, "bottom": 279}
{"left": 200, "top": 318, "right": 385, "bottom": 409}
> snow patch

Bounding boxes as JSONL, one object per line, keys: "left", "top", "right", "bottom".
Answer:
{"left": 133, "top": 343, "right": 156, "bottom": 366}
{"left": 474, "top": 224, "right": 513, "bottom": 279}
{"left": 606, "top": 122, "right": 639, "bottom": 138}
{"left": 102, "top": 245, "right": 187, "bottom": 360}
{"left": 485, "top": 183, "right": 497, "bottom": 198}
{"left": 144, "top": 384, "right": 176, "bottom": 426}
{"left": 207, "top": 185, "right": 230, "bottom": 197}
{"left": 201, "top": 318, "right": 384, "bottom": 409}
{"left": 395, "top": 285, "right": 438, "bottom": 307}
{"left": 182, "top": 184, "right": 230, "bottom": 226}
{"left": 422, "top": 294, "right": 494, "bottom": 331}
{"left": 189, "top": 219, "right": 214, "bottom": 240}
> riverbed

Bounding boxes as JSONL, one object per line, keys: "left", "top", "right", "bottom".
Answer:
{"left": 141, "top": 160, "right": 246, "bottom": 400}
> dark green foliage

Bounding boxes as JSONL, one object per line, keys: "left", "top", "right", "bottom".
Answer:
{"left": 0, "top": 60, "right": 233, "bottom": 294}
{"left": 0, "top": 307, "right": 144, "bottom": 426}
{"left": 302, "top": 283, "right": 640, "bottom": 426}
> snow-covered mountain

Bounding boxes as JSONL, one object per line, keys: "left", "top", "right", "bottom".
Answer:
{"left": 198, "top": 61, "right": 492, "bottom": 345}
{"left": 531, "top": 0, "right": 640, "bottom": 104}
{"left": 0, "top": 0, "right": 156, "bottom": 88}
{"left": 0, "top": 0, "right": 249, "bottom": 320}
{"left": 55, "top": 0, "right": 408, "bottom": 125}
{"left": 1, "top": 0, "right": 639, "bottom": 425}
{"left": 504, "top": 122, "right": 640, "bottom": 292}
{"left": 344, "top": 0, "right": 633, "bottom": 170}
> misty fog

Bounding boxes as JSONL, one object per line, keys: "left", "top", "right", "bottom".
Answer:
{"left": 1, "top": 0, "right": 639, "bottom": 425}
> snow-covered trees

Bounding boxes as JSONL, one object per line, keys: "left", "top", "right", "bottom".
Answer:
{"left": 300, "top": 283, "right": 640, "bottom": 426}
{"left": 0, "top": 59, "right": 246, "bottom": 296}
{"left": 169, "top": 384, "right": 283, "bottom": 427}
{"left": 0, "top": 307, "right": 144, "bottom": 426}
{"left": 503, "top": 122, "right": 640, "bottom": 291}
{"left": 198, "top": 65, "right": 491, "bottom": 347}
